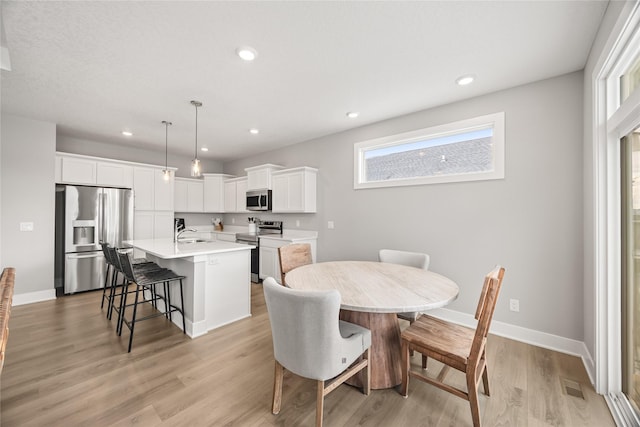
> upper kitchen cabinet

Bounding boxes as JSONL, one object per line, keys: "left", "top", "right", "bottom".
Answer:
{"left": 58, "top": 155, "right": 97, "bottom": 184}
{"left": 224, "top": 177, "right": 248, "bottom": 213}
{"left": 203, "top": 173, "right": 234, "bottom": 212}
{"left": 245, "top": 164, "right": 284, "bottom": 190}
{"left": 174, "top": 177, "right": 204, "bottom": 213}
{"left": 56, "top": 153, "right": 175, "bottom": 196}
{"left": 133, "top": 167, "right": 175, "bottom": 211}
{"left": 96, "top": 161, "right": 133, "bottom": 188}
{"left": 272, "top": 167, "right": 318, "bottom": 213}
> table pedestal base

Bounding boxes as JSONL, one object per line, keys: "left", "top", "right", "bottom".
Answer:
{"left": 339, "top": 309, "right": 402, "bottom": 390}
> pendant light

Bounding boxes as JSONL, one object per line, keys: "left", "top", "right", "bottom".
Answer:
{"left": 162, "top": 120, "right": 172, "bottom": 181}
{"left": 190, "top": 100, "right": 202, "bottom": 177}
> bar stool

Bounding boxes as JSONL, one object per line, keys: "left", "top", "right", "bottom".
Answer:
{"left": 115, "top": 251, "right": 186, "bottom": 352}
{"left": 107, "top": 246, "right": 162, "bottom": 325}
{"left": 100, "top": 243, "right": 116, "bottom": 312}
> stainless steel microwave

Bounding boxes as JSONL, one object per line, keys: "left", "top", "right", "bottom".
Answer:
{"left": 246, "top": 189, "right": 272, "bottom": 211}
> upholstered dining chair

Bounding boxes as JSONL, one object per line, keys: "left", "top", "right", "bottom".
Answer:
{"left": 262, "top": 277, "right": 371, "bottom": 427}
{"left": 378, "top": 249, "right": 430, "bottom": 323}
{"left": 278, "top": 243, "right": 313, "bottom": 285}
{"left": 400, "top": 266, "right": 506, "bottom": 427}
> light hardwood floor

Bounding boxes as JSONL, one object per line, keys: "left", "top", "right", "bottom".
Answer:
{"left": 0, "top": 283, "right": 615, "bottom": 426}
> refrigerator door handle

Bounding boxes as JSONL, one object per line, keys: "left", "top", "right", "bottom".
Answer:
{"left": 98, "top": 191, "right": 106, "bottom": 244}
{"left": 67, "top": 252, "right": 102, "bottom": 259}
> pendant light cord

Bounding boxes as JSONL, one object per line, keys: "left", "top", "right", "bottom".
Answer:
{"left": 194, "top": 104, "right": 198, "bottom": 160}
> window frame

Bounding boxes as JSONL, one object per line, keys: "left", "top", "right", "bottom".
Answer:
{"left": 353, "top": 112, "right": 505, "bottom": 189}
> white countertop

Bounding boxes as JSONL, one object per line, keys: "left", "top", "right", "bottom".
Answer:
{"left": 124, "top": 238, "right": 255, "bottom": 259}
{"left": 182, "top": 225, "right": 318, "bottom": 242}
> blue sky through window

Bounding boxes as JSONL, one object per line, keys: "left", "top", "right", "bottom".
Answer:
{"left": 364, "top": 127, "right": 493, "bottom": 159}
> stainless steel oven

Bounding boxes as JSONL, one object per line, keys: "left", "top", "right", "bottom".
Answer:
{"left": 236, "top": 220, "right": 282, "bottom": 283}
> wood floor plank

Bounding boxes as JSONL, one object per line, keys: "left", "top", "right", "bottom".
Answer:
{"left": 0, "top": 283, "right": 616, "bottom": 426}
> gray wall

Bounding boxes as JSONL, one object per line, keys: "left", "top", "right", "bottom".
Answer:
{"left": 225, "top": 72, "right": 585, "bottom": 340}
{"left": 56, "top": 134, "right": 224, "bottom": 178}
{"left": 1, "top": 114, "right": 56, "bottom": 293}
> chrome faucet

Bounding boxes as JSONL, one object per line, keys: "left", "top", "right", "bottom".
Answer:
{"left": 174, "top": 225, "right": 197, "bottom": 242}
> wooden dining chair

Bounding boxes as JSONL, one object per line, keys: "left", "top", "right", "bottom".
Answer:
{"left": 263, "top": 277, "right": 371, "bottom": 427}
{"left": 278, "top": 243, "right": 313, "bottom": 285}
{"left": 400, "top": 266, "right": 505, "bottom": 427}
{"left": 378, "top": 249, "right": 430, "bottom": 323}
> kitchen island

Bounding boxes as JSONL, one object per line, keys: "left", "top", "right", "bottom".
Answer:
{"left": 124, "top": 238, "right": 255, "bottom": 338}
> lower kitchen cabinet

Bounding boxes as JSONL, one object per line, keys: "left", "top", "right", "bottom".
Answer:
{"left": 259, "top": 236, "right": 317, "bottom": 284}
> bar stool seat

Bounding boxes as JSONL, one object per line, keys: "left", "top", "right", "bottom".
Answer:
{"left": 115, "top": 251, "right": 186, "bottom": 352}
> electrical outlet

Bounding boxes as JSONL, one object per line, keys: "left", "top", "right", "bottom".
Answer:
{"left": 296, "top": 220, "right": 300, "bottom": 227}
{"left": 231, "top": 218, "right": 235, "bottom": 224}
{"left": 509, "top": 299, "right": 520, "bottom": 312}
{"left": 328, "top": 221, "right": 335, "bottom": 229}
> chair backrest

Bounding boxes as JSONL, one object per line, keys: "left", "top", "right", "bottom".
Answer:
{"left": 278, "top": 243, "right": 313, "bottom": 285}
{"left": 100, "top": 243, "right": 112, "bottom": 266}
{"left": 116, "top": 251, "right": 136, "bottom": 283}
{"left": 469, "top": 266, "right": 505, "bottom": 366}
{"left": 263, "top": 277, "right": 350, "bottom": 380}
{"left": 378, "top": 249, "right": 430, "bottom": 270}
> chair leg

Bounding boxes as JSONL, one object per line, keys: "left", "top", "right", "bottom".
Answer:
{"left": 100, "top": 264, "right": 111, "bottom": 309}
{"left": 482, "top": 366, "right": 490, "bottom": 396}
{"left": 400, "top": 340, "right": 409, "bottom": 397}
{"left": 316, "top": 380, "right": 325, "bottom": 427}
{"left": 178, "top": 279, "right": 186, "bottom": 334}
{"left": 127, "top": 285, "right": 142, "bottom": 353}
{"left": 272, "top": 360, "right": 284, "bottom": 415}
{"left": 363, "top": 348, "right": 370, "bottom": 396}
{"left": 467, "top": 372, "right": 481, "bottom": 427}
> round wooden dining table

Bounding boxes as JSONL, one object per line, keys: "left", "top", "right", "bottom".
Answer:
{"left": 285, "top": 260, "right": 459, "bottom": 389}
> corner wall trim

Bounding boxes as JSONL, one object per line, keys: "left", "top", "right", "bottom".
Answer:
{"left": 428, "top": 308, "right": 596, "bottom": 385}
{"left": 12, "top": 290, "right": 56, "bottom": 306}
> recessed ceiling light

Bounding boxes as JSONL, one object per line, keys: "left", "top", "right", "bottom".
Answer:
{"left": 346, "top": 112, "right": 359, "bottom": 119}
{"left": 237, "top": 46, "right": 257, "bottom": 61}
{"left": 249, "top": 128, "right": 260, "bottom": 135}
{"left": 201, "top": 147, "right": 209, "bottom": 152}
{"left": 121, "top": 131, "right": 133, "bottom": 136}
{"left": 456, "top": 75, "right": 475, "bottom": 86}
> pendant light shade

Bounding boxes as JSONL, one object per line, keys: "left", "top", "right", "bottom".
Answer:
{"left": 162, "top": 120, "right": 172, "bottom": 181}
{"left": 191, "top": 100, "right": 202, "bottom": 177}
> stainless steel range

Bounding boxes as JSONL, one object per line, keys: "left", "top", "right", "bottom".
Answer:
{"left": 236, "top": 220, "right": 283, "bottom": 282}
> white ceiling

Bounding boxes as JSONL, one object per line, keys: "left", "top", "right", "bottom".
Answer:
{"left": 1, "top": 1, "right": 608, "bottom": 162}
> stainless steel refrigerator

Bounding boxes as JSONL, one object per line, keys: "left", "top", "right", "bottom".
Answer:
{"left": 54, "top": 185, "right": 133, "bottom": 295}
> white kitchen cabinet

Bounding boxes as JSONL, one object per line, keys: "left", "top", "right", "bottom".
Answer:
{"left": 133, "top": 167, "right": 155, "bottom": 210}
{"left": 224, "top": 177, "right": 248, "bottom": 213}
{"left": 60, "top": 156, "right": 97, "bottom": 184}
{"left": 154, "top": 170, "right": 174, "bottom": 211}
{"left": 134, "top": 166, "right": 175, "bottom": 211}
{"left": 174, "top": 179, "right": 188, "bottom": 212}
{"left": 153, "top": 211, "right": 174, "bottom": 238}
{"left": 203, "top": 173, "right": 234, "bottom": 212}
{"left": 133, "top": 210, "right": 174, "bottom": 258}
{"left": 97, "top": 161, "right": 133, "bottom": 188}
{"left": 259, "top": 245, "right": 279, "bottom": 283}
{"left": 245, "top": 164, "right": 284, "bottom": 190}
{"left": 259, "top": 236, "right": 317, "bottom": 284}
{"left": 272, "top": 167, "right": 317, "bottom": 213}
{"left": 174, "top": 177, "right": 204, "bottom": 212}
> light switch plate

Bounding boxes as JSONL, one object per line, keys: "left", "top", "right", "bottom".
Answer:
{"left": 20, "top": 222, "right": 34, "bottom": 232}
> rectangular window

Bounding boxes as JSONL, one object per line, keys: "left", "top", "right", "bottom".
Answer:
{"left": 354, "top": 112, "right": 505, "bottom": 189}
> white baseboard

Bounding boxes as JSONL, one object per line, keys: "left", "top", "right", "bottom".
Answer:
{"left": 12, "top": 289, "right": 57, "bottom": 306}
{"left": 428, "top": 308, "right": 596, "bottom": 385}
